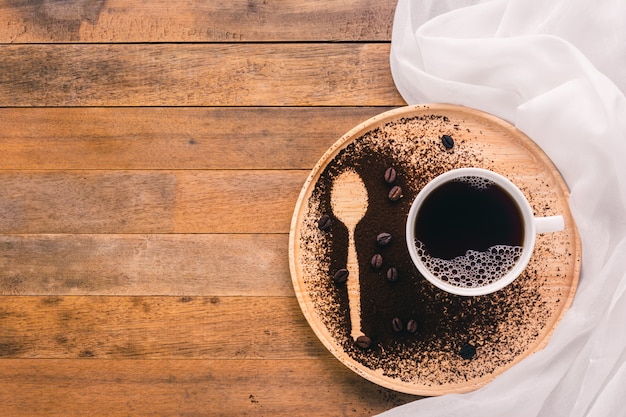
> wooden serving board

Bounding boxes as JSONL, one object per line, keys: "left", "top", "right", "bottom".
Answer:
{"left": 289, "top": 104, "right": 581, "bottom": 396}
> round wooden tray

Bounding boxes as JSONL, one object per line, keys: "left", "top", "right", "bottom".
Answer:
{"left": 289, "top": 104, "right": 581, "bottom": 396}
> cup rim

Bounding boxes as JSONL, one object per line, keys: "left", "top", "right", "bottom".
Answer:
{"left": 405, "top": 168, "right": 536, "bottom": 296}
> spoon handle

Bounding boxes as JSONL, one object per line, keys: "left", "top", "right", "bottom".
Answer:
{"left": 347, "top": 229, "right": 364, "bottom": 341}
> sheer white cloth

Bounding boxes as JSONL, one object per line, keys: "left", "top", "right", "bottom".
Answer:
{"left": 382, "top": 1, "right": 626, "bottom": 416}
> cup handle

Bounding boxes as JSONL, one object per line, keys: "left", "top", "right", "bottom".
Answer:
{"left": 534, "top": 215, "right": 565, "bottom": 234}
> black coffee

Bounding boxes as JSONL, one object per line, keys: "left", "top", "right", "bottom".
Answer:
{"left": 414, "top": 176, "right": 524, "bottom": 288}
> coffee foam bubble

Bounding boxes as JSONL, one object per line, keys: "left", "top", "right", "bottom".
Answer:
{"left": 454, "top": 175, "right": 494, "bottom": 191}
{"left": 415, "top": 241, "right": 523, "bottom": 288}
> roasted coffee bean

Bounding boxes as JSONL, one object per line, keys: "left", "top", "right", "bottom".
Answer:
{"left": 392, "top": 317, "right": 404, "bottom": 333}
{"left": 317, "top": 214, "right": 332, "bottom": 231}
{"left": 384, "top": 167, "right": 397, "bottom": 184}
{"left": 376, "top": 232, "right": 392, "bottom": 246}
{"left": 388, "top": 185, "right": 403, "bottom": 201}
{"left": 406, "top": 319, "right": 418, "bottom": 334}
{"left": 371, "top": 254, "right": 383, "bottom": 269}
{"left": 355, "top": 335, "right": 372, "bottom": 349}
{"left": 442, "top": 134, "right": 454, "bottom": 149}
{"left": 333, "top": 268, "right": 349, "bottom": 285}
{"left": 459, "top": 343, "right": 477, "bottom": 359}
{"left": 386, "top": 267, "right": 398, "bottom": 282}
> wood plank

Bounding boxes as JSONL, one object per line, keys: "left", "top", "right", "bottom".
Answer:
{"left": 0, "top": 0, "right": 397, "bottom": 43}
{"left": 0, "top": 170, "right": 306, "bottom": 234}
{"left": 0, "top": 43, "right": 404, "bottom": 107}
{"left": 0, "top": 358, "right": 419, "bottom": 416}
{"left": 0, "top": 234, "right": 291, "bottom": 296}
{"left": 0, "top": 107, "right": 394, "bottom": 170}
{"left": 0, "top": 296, "right": 319, "bottom": 359}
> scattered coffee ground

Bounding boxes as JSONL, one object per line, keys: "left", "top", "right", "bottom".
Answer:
{"left": 297, "top": 113, "right": 561, "bottom": 388}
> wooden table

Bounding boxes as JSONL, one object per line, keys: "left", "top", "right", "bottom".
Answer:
{"left": 0, "top": 1, "right": 420, "bottom": 415}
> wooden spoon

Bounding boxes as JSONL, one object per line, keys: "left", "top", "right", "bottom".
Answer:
{"left": 330, "top": 169, "right": 369, "bottom": 341}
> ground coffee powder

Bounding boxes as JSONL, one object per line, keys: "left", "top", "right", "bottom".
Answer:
{"left": 297, "top": 113, "right": 553, "bottom": 386}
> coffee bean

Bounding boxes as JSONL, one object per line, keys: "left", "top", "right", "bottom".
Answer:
{"left": 384, "top": 167, "right": 397, "bottom": 183}
{"left": 371, "top": 254, "right": 383, "bottom": 269}
{"left": 333, "top": 268, "right": 349, "bottom": 285}
{"left": 388, "top": 185, "right": 403, "bottom": 201}
{"left": 442, "top": 134, "right": 454, "bottom": 149}
{"left": 317, "top": 214, "right": 332, "bottom": 231}
{"left": 376, "top": 232, "right": 392, "bottom": 246}
{"left": 392, "top": 317, "right": 403, "bottom": 332}
{"left": 386, "top": 267, "right": 398, "bottom": 282}
{"left": 459, "top": 343, "right": 477, "bottom": 359}
{"left": 406, "top": 319, "right": 418, "bottom": 334}
{"left": 355, "top": 335, "right": 372, "bottom": 349}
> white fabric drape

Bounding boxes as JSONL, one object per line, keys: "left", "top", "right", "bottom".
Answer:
{"left": 383, "top": 1, "right": 626, "bottom": 416}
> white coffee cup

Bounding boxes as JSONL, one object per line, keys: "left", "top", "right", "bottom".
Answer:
{"left": 405, "top": 168, "right": 564, "bottom": 296}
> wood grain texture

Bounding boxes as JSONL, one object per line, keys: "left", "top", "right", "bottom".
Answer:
{"left": 0, "top": 0, "right": 397, "bottom": 43}
{"left": 0, "top": 43, "right": 404, "bottom": 107}
{"left": 0, "top": 0, "right": 421, "bottom": 414}
{"left": 0, "top": 107, "right": 393, "bottom": 170}
{"left": 0, "top": 359, "right": 419, "bottom": 416}
{"left": 0, "top": 234, "right": 291, "bottom": 296}
{"left": 0, "top": 296, "right": 319, "bottom": 359}
{"left": 0, "top": 170, "right": 307, "bottom": 233}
